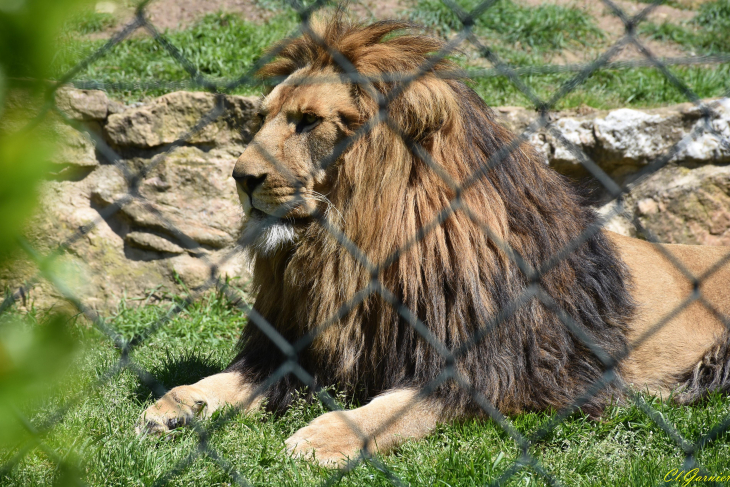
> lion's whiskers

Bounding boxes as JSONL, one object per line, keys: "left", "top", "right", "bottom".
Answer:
{"left": 306, "top": 190, "right": 345, "bottom": 229}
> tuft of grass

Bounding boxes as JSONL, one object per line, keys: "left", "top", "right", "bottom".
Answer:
{"left": 66, "top": 11, "right": 118, "bottom": 35}
{"left": 1, "top": 291, "right": 730, "bottom": 485}
{"left": 640, "top": 0, "right": 730, "bottom": 54}
{"left": 408, "top": 0, "right": 603, "bottom": 53}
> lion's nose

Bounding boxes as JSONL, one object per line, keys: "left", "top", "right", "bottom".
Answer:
{"left": 232, "top": 170, "right": 267, "bottom": 196}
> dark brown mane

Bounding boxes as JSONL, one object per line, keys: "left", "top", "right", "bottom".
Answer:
{"left": 229, "top": 15, "right": 635, "bottom": 418}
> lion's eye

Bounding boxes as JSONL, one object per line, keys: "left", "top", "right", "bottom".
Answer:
{"left": 253, "top": 112, "right": 266, "bottom": 131}
{"left": 296, "top": 113, "right": 322, "bottom": 134}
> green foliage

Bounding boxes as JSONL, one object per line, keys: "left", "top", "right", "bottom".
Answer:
{"left": 692, "top": 0, "right": 730, "bottom": 52}
{"left": 409, "top": 0, "right": 603, "bottom": 52}
{"left": 0, "top": 0, "right": 92, "bottom": 262}
{"left": 49, "top": 2, "right": 729, "bottom": 109}
{"left": 0, "top": 312, "right": 78, "bottom": 446}
{"left": 640, "top": 0, "right": 730, "bottom": 54}
{"left": 0, "top": 120, "right": 54, "bottom": 263}
{"left": 107, "top": 287, "right": 245, "bottom": 346}
{"left": 0, "top": 0, "right": 90, "bottom": 81}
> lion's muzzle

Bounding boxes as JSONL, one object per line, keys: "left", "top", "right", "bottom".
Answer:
{"left": 232, "top": 169, "right": 267, "bottom": 197}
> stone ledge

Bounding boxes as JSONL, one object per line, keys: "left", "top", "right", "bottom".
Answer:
{"left": 495, "top": 98, "right": 730, "bottom": 182}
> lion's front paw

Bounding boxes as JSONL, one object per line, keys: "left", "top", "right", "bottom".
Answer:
{"left": 135, "top": 386, "right": 207, "bottom": 436}
{"left": 285, "top": 411, "right": 370, "bottom": 467}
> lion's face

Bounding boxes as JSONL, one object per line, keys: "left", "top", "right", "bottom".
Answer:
{"left": 233, "top": 67, "right": 359, "bottom": 254}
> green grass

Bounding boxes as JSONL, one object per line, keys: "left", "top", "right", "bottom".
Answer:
{"left": 640, "top": 0, "right": 730, "bottom": 54}
{"left": 408, "top": 0, "right": 603, "bottom": 53}
{"left": 54, "top": 12, "right": 300, "bottom": 101}
{"left": 51, "top": 4, "right": 730, "bottom": 109}
{"left": 2, "top": 290, "right": 730, "bottom": 486}
{"left": 407, "top": 0, "right": 729, "bottom": 109}
{"left": 65, "top": 11, "right": 118, "bottom": 35}
{"left": 469, "top": 63, "right": 730, "bottom": 109}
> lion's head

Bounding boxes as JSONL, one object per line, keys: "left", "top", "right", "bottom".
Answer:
{"left": 233, "top": 17, "right": 478, "bottom": 256}
{"left": 232, "top": 62, "right": 358, "bottom": 255}
{"left": 230, "top": 15, "right": 635, "bottom": 418}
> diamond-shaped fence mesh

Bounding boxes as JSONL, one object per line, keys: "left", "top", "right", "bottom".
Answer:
{"left": 2, "top": 0, "right": 730, "bottom": 485}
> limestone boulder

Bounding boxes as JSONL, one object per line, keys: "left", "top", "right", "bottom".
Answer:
{"left": 600, "top": 165, "right": 730, "bottom": 246}
{"left": 55, "top": 88, "right": 110, "bottom": 121}
{"left": 498, "top": 98, "right": 730, "bottom": 183}
{"left": 2, "top": 91, "right": 255, "bottom": 312}
{"left": 104, "top": 91, "right": 259, "bottom": 148}
{"left": 51, "top": 124, "right": 98, "bottom": 168}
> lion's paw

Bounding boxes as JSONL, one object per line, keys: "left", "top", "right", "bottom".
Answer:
{"left": 285, "top": 411, "right": 370, "bottom": 467}
{"left": 135, "top": 386, "right": 207, "bottom": 436}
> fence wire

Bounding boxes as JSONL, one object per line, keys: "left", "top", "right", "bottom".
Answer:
{"left": 2, "top": 0, "right": 730, "bottom": 485}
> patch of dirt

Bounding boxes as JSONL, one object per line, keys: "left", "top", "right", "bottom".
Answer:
{"left": 144, "top": 0, "right": 273, "bottom": 29}
{"left": 87, "top": 0, "right": 410, "bottom": 40}
{"left": 670, "top": 0, "right": 719, "bottom": 7}
{"left": 348, "top": 0, "right": 411, "bottom": 21}
{"left": 546, "top": 35, "right": 687, "bottom": 65}
{"left": 86, "top": 0, "right": 273, "bottom": 39}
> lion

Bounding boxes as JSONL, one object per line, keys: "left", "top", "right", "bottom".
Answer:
{"left": 136, "top": 16, "right": 730, "bottom": 465}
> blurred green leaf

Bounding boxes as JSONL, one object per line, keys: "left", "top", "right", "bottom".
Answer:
{"left": 0, "top": 113, "right": 54, "bottom": 263}
{"left": 0, "top": 313, "right": 77, "bottom": 446}
{"left": 0, "top": 0, "right": 93, "bottom": 83}
{"left": 0, "top": 0, "right": 93, "bottom": 263}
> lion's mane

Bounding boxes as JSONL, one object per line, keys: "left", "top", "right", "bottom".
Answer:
{"left": 228, "top": 16, "right": 635, "bottom": 417}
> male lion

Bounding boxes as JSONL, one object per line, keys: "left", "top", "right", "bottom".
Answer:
{"left": 137, "top": 17, "right": 730, "bottom": 465}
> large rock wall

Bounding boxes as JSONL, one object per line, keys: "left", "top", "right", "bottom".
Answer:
{"left": 496, "top": 99, "right": 730, "bottom": 244}
{"left": 2, "top": 89, "right": 259, "bottom": 311}
{"left": 3, "top": 90, "right": 730, "bottom": 311}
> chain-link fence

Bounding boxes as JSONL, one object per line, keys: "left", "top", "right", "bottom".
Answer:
{"left": 2, "top": 0, "right": 730, "bottom": 485}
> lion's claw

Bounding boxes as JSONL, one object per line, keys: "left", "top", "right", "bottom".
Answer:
{"left": 135, "top": 386, "right": 206, "bottom": 436}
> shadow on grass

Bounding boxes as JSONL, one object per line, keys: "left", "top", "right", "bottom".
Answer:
{"left": 134, "top": 348, "right": 225, "bottom": 402}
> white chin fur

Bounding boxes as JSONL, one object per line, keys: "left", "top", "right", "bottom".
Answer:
{"left": 239, "top": 213, "right": 296, "bottom": 256}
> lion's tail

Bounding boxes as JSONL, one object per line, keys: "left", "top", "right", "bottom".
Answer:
{"left": 674, "top": 331, "right": 730, "bottom": 404}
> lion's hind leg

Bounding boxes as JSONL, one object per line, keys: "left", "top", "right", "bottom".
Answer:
{"left": 674, "top": 331, "right": 730, "bottom": 405}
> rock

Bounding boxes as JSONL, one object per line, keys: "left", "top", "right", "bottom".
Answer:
{"left": 1, "top": 91, "right": 253, "bottom": 311}
{"left": 502, "top": 98, "right": 730, "bottom": 184}
{"left": 593, "top": 109, "right": 666, "bottom": 163}
{"left": 674, "top": 99, "right": 730, "bottom": 162}
{"left": 55, "top": 88, "right": 109, "bottom": 121}
{"left": 603, "top": 164, "right": 730, "bottom": 246}
{"left": 51, "top": 124, "right": 98, "bottom": 168}
{"left": 170, "top": 254, "right": 213, "bottom": 289}
{"left": 636, "top": 198, "right": 659, "bottom": 216}
{"left": 125, "top": 232, "right": 184, "bottom": 254}
{"left": 104, "top": 92, "right": 259, "bottom": 148}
